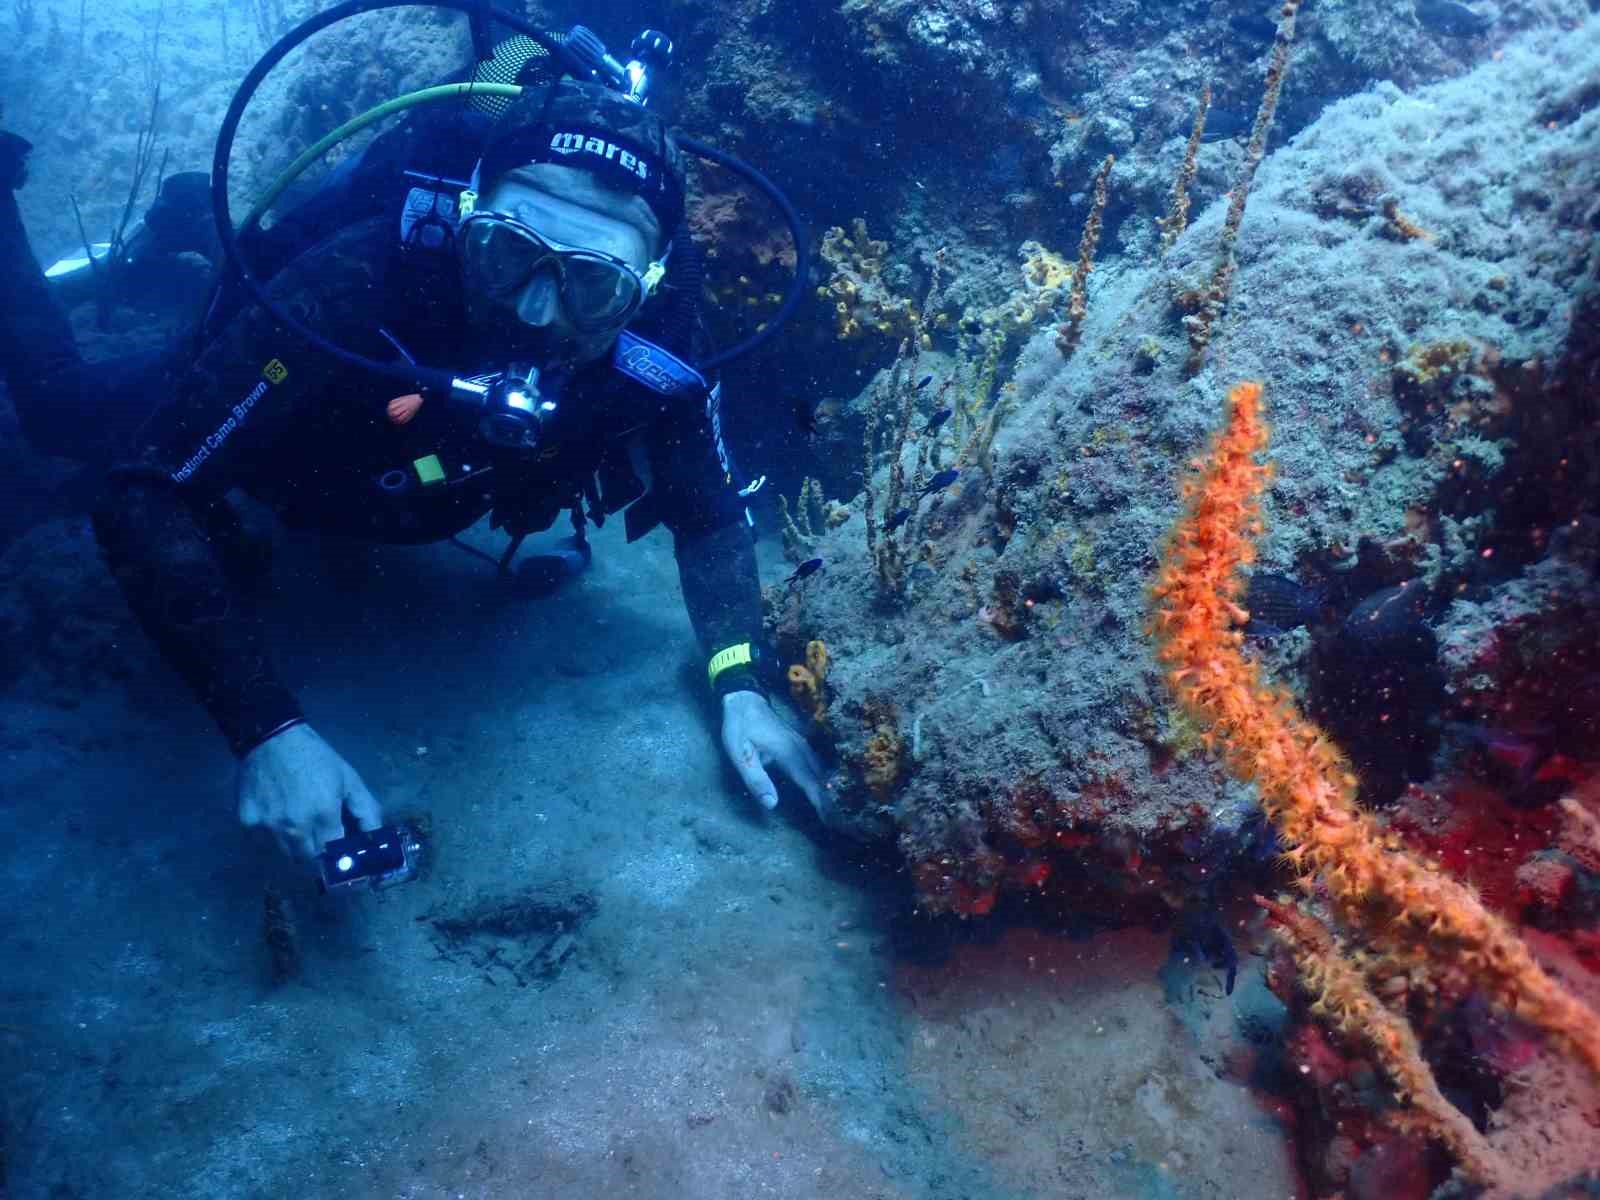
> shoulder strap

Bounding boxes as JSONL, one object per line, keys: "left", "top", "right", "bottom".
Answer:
{"left": 610, "top": 331, "right": 708, "bottom": 400}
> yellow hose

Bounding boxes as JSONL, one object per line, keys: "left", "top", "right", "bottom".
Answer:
{"left": 243, "top": 81, "right": 524, "bottom": 228}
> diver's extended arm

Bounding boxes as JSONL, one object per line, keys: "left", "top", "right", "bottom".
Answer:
{"left": 680, "top": 521, "right": 828, "bottom": 817}
{"left": 96, "top": 482, "right": 385, "bottom": 855}
{"left": 91, "top": 242, "right": 388, "bottom": 856}
{"left": 654, "top": 415, "right": 828, "bottom": 818}
{"left": 94, "top": 473, "right": 301, "bottom": 756}
{"left": 93, "top": 225, "right": 387, "bottom": 755}
{"left": 673, "top": 519, "right": 765, "bottom": 696}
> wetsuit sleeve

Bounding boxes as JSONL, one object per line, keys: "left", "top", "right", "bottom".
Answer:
{"left": 644, "top": 385, "right": 766, "bottom": 696}
{"left": 93, "top": 223, "right": 389, "bottom": 756}
{"left": 0, "top": 188, "right": 167, "bottom": 460}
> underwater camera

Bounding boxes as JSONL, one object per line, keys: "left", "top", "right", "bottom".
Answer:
{"left": 317, "top": 823, "right": 424, "bottom": 893}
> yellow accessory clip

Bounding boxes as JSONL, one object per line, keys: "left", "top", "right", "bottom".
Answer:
{"left": 458, "top": 188, "right": 478, "bottom": 219}
{"left": 707, "top": 642, "right": 753, "bottom": 689}
{"left": 641, "top": 260, "right": 667, "bottom": 295}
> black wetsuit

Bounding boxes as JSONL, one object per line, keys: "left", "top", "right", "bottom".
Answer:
{"left": 0, "top": 184, "right": 170, "bottom": 459}
{"left": 92, "top": 215, "right": 765, "bottom": 757}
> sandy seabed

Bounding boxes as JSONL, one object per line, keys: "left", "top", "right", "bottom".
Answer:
{"left": 0, "top": 516, "right": 1296, "bottom": 1200}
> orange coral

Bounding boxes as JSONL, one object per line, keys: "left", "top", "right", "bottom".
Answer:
{"left": 1558, "top": 780, "right": 1600, "bottom": 871}
{"left": 788, "top": 664, "right": 819, "bottom": 710}
{"left": 1381, "top": 196, "right": 1435, "bottom": 242}
{"left": 1150, "top": 380, "right": 1600, "bottom": 1083}
{"left": 1256, "top": 894, "right": 1505, "bottom": 1186}
{"left": 1159, "top": 81, "right": 1210, "bottom": 254}
{"left": 1055, "top": 153, "right": 1114, "bottom": 361}
{"left": 1184, "top": 1, "right": 1301, "bottom": 374}
{"left": 786, "top": 639, "right": 830, "bottom": 723}
{"left": 859, "top": 696, "right": 904, "bottom": 799}
{"left": 805, "top": 639, "right": 830, "bottom": 685}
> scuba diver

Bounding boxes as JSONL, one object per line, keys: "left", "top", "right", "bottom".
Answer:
{"left": 91, "top": 8, "right": 828, "bottom": 861}
{"left": 0, "top": 128, "right": 216, "bottom": 461}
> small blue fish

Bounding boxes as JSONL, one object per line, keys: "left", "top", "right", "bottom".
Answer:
{"left": 785, "top": 557, "right": 824, "bottom": 586}
{"left": 1200, "top": 108, "right": 1253, "bottom": 144}
{"left": 919, "top": 468, "right": 960, "bottom": 497}
{"left": 924, "top": 407, "right": 952, "bottom": 434}
{"left": 1243, "top": 572, "right": 1327, "bottom": 637}
{"left": 916, "top": 374, "right": 934, "bottom": 390}
{"left": 883, "top": 507, "right": 913, "bottom": 532}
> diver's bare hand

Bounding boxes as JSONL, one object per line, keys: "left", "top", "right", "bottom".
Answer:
{"left": 720, "top": 690, "right": 829, "bottom": 821}
{"left": 236, "top": 723, "right": 383, "bottom": 860}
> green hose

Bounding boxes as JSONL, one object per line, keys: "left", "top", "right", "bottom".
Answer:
{"left": 244, "top": 81, "right": 524, "bottom": 228}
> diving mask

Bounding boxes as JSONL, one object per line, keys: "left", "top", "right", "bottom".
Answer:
{"left": 459, "top": 209, "right": 666, "bottom": 332}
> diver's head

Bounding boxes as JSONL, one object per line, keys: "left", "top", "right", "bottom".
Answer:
{"left": 462, "top": 80, "right": 686, "bottom": 365}
{"left": 462, "top": 163, "right": 664, "bottom": 363}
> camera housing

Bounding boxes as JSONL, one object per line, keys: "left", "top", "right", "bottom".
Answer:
{"left": 317, "top": 823, "right": 424, "bottom": 893}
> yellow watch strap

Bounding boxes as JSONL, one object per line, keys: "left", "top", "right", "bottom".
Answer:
{"left": 707, "top": 642, "right": 753, "bottom": 689}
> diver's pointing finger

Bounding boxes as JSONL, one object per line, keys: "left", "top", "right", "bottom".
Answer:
{"left": 343, "top": 770, "right": 384, "bottom": 832}
{"left": 309, "top": 806, "right": 344, "bottom": 858}
{"left": 724, "top": 729, "right": 779, "bottom": 810}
